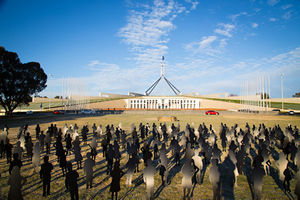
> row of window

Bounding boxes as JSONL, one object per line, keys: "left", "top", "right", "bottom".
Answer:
{"left": 131, "top": 100, "right": 197, "bottom": 103}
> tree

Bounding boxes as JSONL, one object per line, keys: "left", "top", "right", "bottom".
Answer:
{"left": 0, "top": 47, "right": 47, "bottom": 117}
{"left": 256, "top": 93, "right": 269, "bottom": 99}
{"left": 293, "top": 92, "right": 300, "bottom": 98}
{"left": 54, "top": 95, "right": 60, "bottom": 99}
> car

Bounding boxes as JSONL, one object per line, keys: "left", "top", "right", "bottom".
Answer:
{"left": 289, "top": 111, "right": 295, "bottom": 115}
{"left": 272, "top": 109, "right": 280, "bottom": 112}
{"left": 26, "top": 110, "right": 33, "bottom": 115}
{"left": 80, "top": 109, "right": 95, "bottom": 115}
{"left": 206, "top": 110, "right": 219, "bottom": 115}
{"left": 53, "top": 110, "right": 64, "bottom": 114}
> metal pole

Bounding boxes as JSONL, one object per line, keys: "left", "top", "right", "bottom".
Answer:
{"left": 49, "top": 74, "right": 53, "bottom": 110}
{"left": 280, "top": 73, "right": 284, "bottom": 110}
{"left": 62, "top": 76, "right": 64, "bottom": 110}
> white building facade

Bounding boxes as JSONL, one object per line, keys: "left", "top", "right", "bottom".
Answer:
{"left": 126, "top": 97, "right": 201, "bottom": 109}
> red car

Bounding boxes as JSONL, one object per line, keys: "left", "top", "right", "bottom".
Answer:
{"left": 206, "top": 110, "right": 219, "bottom": 115}
{"left": 53, "top": 110, "right": 64, "bottom": 114}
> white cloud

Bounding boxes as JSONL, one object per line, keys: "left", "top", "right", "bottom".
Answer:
{"left": 254, "top": 8, "right": 262, "bottom": 12}
{"left": 228, "top": 11, "right": 247, "bottom": 21}
{"left": 219, "top": 39, "right": 227, "bottom": 48}
{"left": 214, "top": 23, "right": 235, "bottom": 37}
{"left": 234, "top": 62, "right": 247, "bottom": 69}
{"left": 117, "top": 0, "right": 192, "bottom": 70}
{"left": 199, "top": 36, "right": 217, "bottom": 49}
{"left": 282, "top": 10, "right": 292, "bottom": 19}
{"left": 191, "top": 1, "right": 199, "bottom": 10}
{"left": 269, "top": 18, "right": 277, "bottom": 21}
{"left": 251, "top": 22, "right": 258, "bottom": 28}
{"left": 118, "top": 1, "right": 178, "bottom": 47}
{"left": 280, "top": 4, "right": 292, "bottom": 10}
{"left": 246, "top": 33, "right": 257, "bottom": 36}
{"left": 267, "top": 0, "right": 280, "bottom": 6}
{"left": 88, "top": 60, "right": 100, "bottom": 66}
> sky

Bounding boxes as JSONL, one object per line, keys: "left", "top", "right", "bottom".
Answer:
{"left": 0, "top": 0, "right": 299, "bottom": 98}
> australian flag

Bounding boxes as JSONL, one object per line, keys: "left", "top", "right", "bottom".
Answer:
{"left": 162, "top": 55, "right": 164, "bottom": 61}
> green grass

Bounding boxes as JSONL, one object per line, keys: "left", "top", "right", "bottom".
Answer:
{"left": 0, "top": 97, "right": 131, "bottom": 113}
{"left": 196, "top": 97, "right": 300, "bottom": 111}
{"left": 0, "top": 114, "right": 300, "bottom": 199}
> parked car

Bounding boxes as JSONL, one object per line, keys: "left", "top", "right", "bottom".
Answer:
{"left": 53, "top": 110, "right": 64, "bottom": 114}
{"left": 289, "top": 111, "right": 295, "bottom": 115}
{"left": 26, "top": 110, "right": 33, "bottom": 115}
{"left": 80, "top": 109, "right": 95, "bottom": 115}
{"left": 205, "top": 110, "right": 219, "bottom": 115}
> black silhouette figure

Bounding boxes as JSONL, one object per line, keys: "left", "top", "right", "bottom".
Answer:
{"left": 81, "top": 125, "right": 88, "bottom": 145}
{"left": 110, "top": 160, "right": 124, "bottom": 200}
{"left": 35, "top": 124, "right": 41, "bottom": 139}
{"left": 32, "top": 142, "right": 40, "bottom": 172}
{"left": 252, "top": 149, "right": 264, "bottom": 168}
{"left": 106, "top": 144, "right": 115, "bottom": 175}
{"left": 251, "top": 160, "right": 265, "bottom": 200}
{"left": 236, "top": 145, "right": 246, "bottom": 175}
{"left": 295, "top": 146, "right": 300, "bottom": 171}
{"left": 209, "top": 159, "right": 220, "bottom": 200}
{"left": 25, "top": 136, "right": 33, "bottom": 161}
{"left": 174, "top": 141, "right": 181, "bottom": 166}
{"left": 141, "top": 143, "right": 152, "bottom": 166}
{"left": 65, "top": 134, "right": 72, "bottom": 155}
{"left": 283, "top": 162, "right": 291, "bottom": 192}
{"left": 39, "top": 131, "right": 45, "bottom": 152}
{"left": 40, "top": 155, "right": 53, "bottom": 196}
{"left": 8, "top": 166, "right": 27, "bottom": 200}
{"left": 73, "top": 141, "right": 82, "bottom": 169}
{"left": 53, "top": 137, "right": 63, "bottom": 162}
{"left": 45, "top": 131, "right": 51, "bottom": 154}
{"left": 9, "top": 153, "right": 22, "bottom": 175}
{"left": 5, "top": 139, "right": 13, "bottom": 164}
{"left": 182, "top": 159, "right": 195, "bottom": 200}
{"left": 65, "top": 162, "right": 79, "bottom": 200}
{"left": 60, "top": 149, "right": 67, "bottom": 176}
{"left": 126, "top": 153, "right": 139, "bottom": 186}
{"left": 115, "top": 127, "right": 121, "bottom": 142}
{"left": 113, "top": 140, "right": 121, "bottom": 160}
{"left": 0, "top": 138, "right": 6, "bottom": 159}
{"left": 102, "top": 135, "right": 108, "bottom": 157}
{"left": 121, "top": 130, "right": 126, "bottom": 149}
{"left": 89, "top": 136, "right": 98, "bottom": 160}
{"left": 84, "top": 152, "right": 95, "bottom": 189}
{"left": 294, "top": 170, "right": 300, "bottom": 200}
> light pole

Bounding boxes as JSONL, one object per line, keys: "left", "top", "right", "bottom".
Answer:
{"left": 280, "top": 73, "right": 284, "bottom": 110}
{"left": 49, "top": 74, "right": 53, "bottom": 110}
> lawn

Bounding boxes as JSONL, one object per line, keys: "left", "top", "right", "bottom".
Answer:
{"left": 0, "top": 113, "right": 299, "bottom": 199}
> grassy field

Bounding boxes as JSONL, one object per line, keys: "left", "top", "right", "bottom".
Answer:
{"left": 198, "top": 97, "right": 300, "bottom": 111}
{"left": 0, "top": 113, "right": 299, "bottom": 199}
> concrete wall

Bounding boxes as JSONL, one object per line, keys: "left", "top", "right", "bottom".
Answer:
{"left": 269, "top": 98, "right": 300, "bottom": 103}
{"left": 128, "top": 92, "right": 144, "bottom": 97}
{"left": 200, "top": 99, "right": 272, "bottom": 111}
{"left": 99, "top": 93, "right": 129, "bottom": 98}
{"left": 184, "top": 92, "right": 198, "bottom": 96}
{"left": 197, "top": 93, "right": 229, "bottom": 98}
{"left": 89, "top": 99, "right": 127, "bottom": 109}
{"left": 32, "top": 97, "right": 66, "bottom": 103}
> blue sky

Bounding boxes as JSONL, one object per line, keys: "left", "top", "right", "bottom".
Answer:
{"left": 0, "top": 0, "right": 299, "bottom": 98}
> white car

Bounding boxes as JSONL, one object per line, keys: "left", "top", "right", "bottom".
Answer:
{"left": 289, "top": 111, "right": 295, "bottom": 115}
{"left": 80, "top": 109, "right": 95, "bottom": 115}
